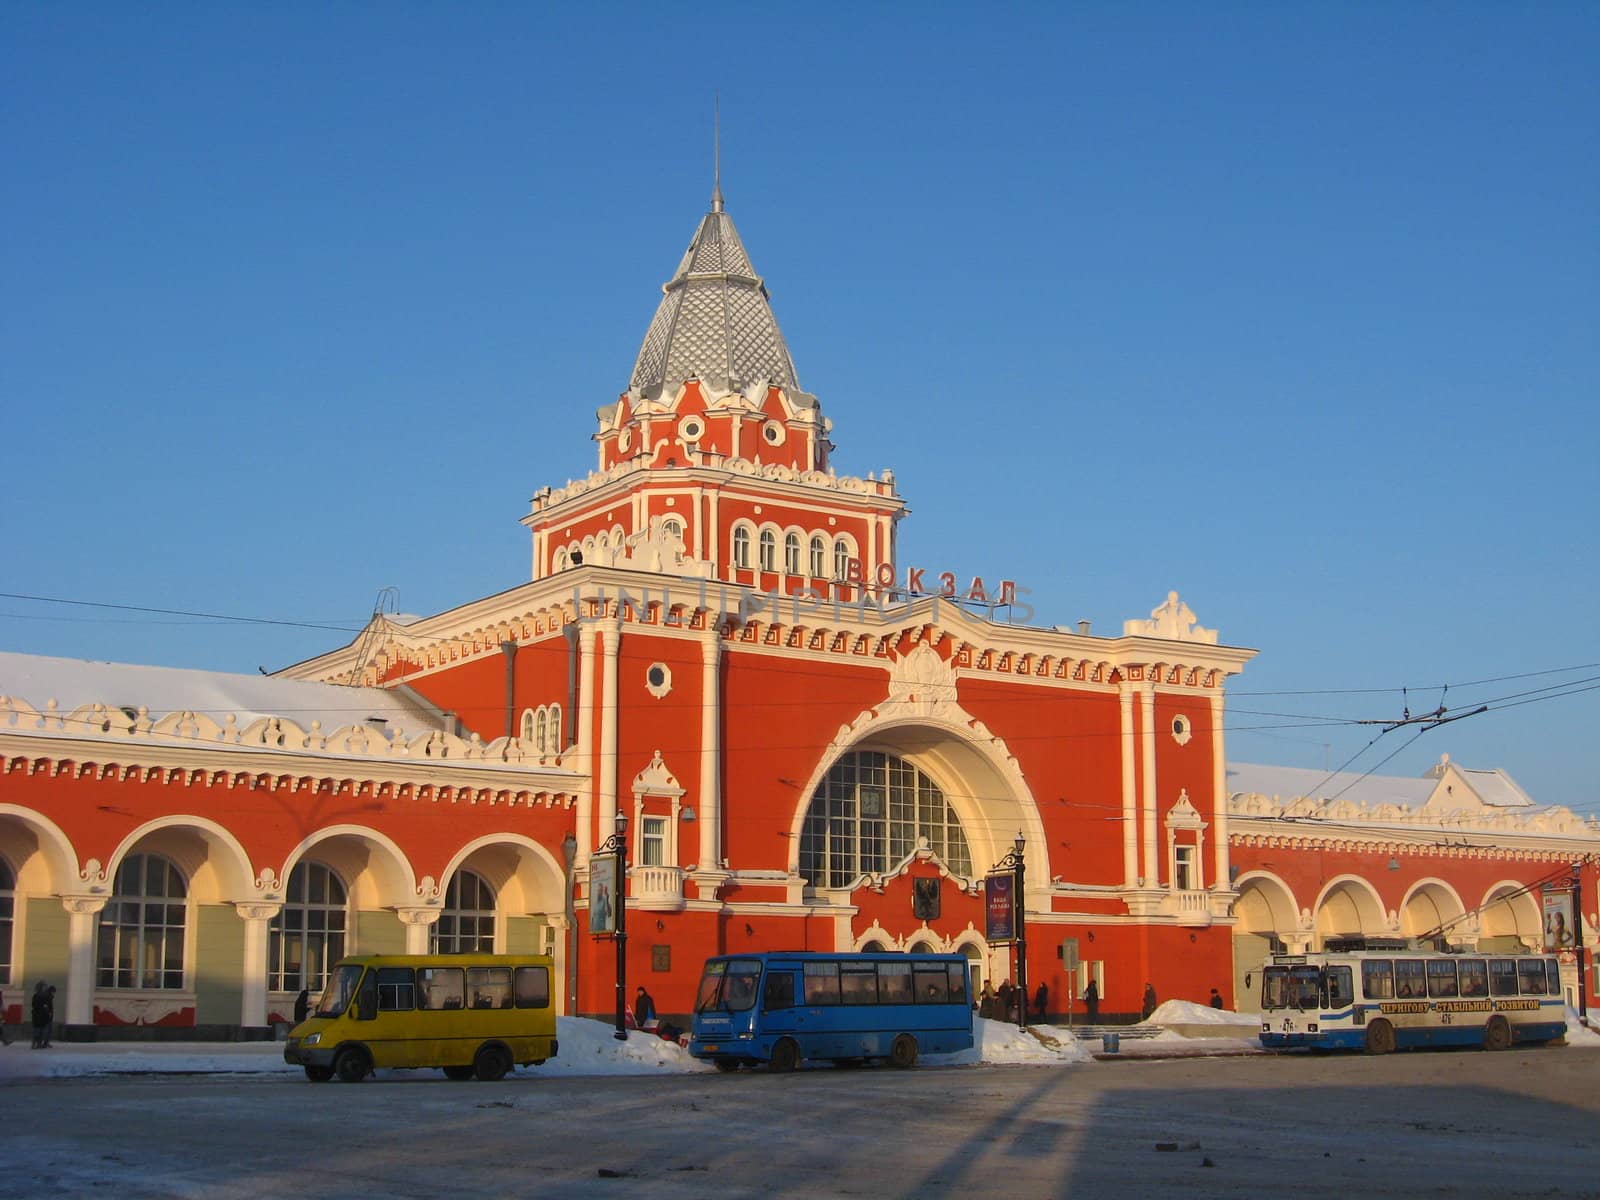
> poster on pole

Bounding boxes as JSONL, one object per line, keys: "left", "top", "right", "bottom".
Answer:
{"left": 590, "top": 854, "right": 617, "bottom": 935}
{"left": 984, "top": 873, "right": 1015, "bottom": 943}
{"left": 1542, "top": 889, "right": 1576, "bottom": 952}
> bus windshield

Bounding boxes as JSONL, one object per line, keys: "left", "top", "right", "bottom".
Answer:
{"left": 315, "top": 963, "right": 364, "bottom": 1018}
{"left": 1262, "top": 965, "right": 1321, "bottom": 1011}
{"left": 695, "top": 959, "right": 762, "bottom": 1013}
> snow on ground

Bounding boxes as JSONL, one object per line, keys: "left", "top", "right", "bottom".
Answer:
{"left": 0, "top": 1008, "right": 1589, "bottom": 1081}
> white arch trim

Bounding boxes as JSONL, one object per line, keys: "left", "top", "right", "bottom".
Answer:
{"left": 0, "top": 803, "right": 83, "bottom": 890}
{"left": 104, "top": 814, "right": 257, "bottom": 900}
{"left": 785, "top": 711, "right": 1045, "bottom": 894}
{"left": 278, "top": 825, "right": 420, "bottom": 906}
{"left": 1399, "top": 877, "right": 1467, "bottom": 918}
{"left": 438, "top": 832, "right": 568, "bottom": 898}
{"left": 1231, "top": 870, "right": 1301, "bottom": 928}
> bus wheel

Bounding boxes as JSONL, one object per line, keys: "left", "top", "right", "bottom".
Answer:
{"left": 1363, "top": 1020, "right": 1396, "bottom": 1055}
{"left": 474, "top": 1045, "right": 512, "bottom": 1082}
{"left": 334, "top": 1047, "right": 371, "bottom": 1082}
{"left": 304, "top": 1065, "right": 333, "bottom": 1083}
{"left": 442, "top": 1065, "right": 475, "bottom": 1081}
{"left": 768, "top": 1038, "right": 801, "bottom": 1073}
{"left": 714, "top": 1058, "right": 740, "bottom": 1073}
{"left": 1484, "top": 1016, "right": 1512, "bottom": 1052}
{"left": 889, "top": 1034, "right": 919, "bottom": 1069}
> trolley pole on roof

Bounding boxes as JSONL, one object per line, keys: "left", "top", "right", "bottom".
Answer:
{"left": 1574, "top": 862, "right": 1588, "bottom": 1026}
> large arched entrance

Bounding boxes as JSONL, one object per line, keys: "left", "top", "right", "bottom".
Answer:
{"left": 1479, "top": 882, "right": 1541, "bottom": 952}
{"left": 1400, "top": 880, "right": 1467, "bottom": 949}
{"left": 1313, "top": 876, "right": 1387, "bottom": 949}
{"left": 1231, "top": 873, "right": 1299, "bottom": 1011}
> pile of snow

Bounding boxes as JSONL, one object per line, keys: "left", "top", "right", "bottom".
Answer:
{"left": 925, "top": 1016, "right": 1095, "bottom": 1065}
{"left": 538, "top": 1018, "right": 711, "bottom": 1076}
{"left": 1563, "top": 1007, "right": 1600, "bottom": 1049}
{"left": 1144, "top": 999, "right": 1246, "bottom": 1027}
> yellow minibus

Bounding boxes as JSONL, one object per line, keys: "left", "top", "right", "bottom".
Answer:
{"left": 284, "top": 953, "right": 558, "bottom": 1082}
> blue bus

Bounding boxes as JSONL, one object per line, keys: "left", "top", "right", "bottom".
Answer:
{"left": 689, "top": 951, "right": 974, "bottom": 1072}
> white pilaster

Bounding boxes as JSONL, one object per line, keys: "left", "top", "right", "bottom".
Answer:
{"left": 233, "top": 902, "right": 282, "bottom": 1028}
{"left": 1119, "top": 684, "right": 1138, "bottom": 887}
{"left": 1211, "top": 690, "right": 1230, "bottom": 892}
{"left": 1141, "top": 685, "right": 1158, "bottom": 887}
{"left": 699, "top": 629, "right": 722, "bottom": 871}
{"left": 576, "top": 622, "right": 599, "bottom": 862}
{"left": 598, "top": 619, "right": 621, "bottom": 844}
{"left": 60, "top": 895, "right": 108, "bottom": 1026}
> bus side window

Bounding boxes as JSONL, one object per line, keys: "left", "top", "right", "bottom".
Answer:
{"left": 1517, "top": 959, "right": 1546, "bottom": 995}
{"left": 1362, "top": 960, "right": 1394, "bottom": 1000}
{"left": 418, "top": 967, "right": 465, "bottom": 1011}
{"left": 762, "top": 972, "right": 796, "bottom": 1011}
{"left": 1458, "top": 960, "right": 1488, "bottom": 998}
{"left": 377, "top": 967, "right": 416, "bottom": 1012}
{"left": 1395, "top": 960, "right": 1426, "bottom": 999}
{"left": 1323, "top": 966, "right": 1353, "bottom": 1009}
{"left": 1489, "top": 959, "right": 1519, "bottom": 997}
{"left": 515, "top": 966, "right": 550, "bottom": 1009}
{"left": 1545, "top": 960, "right": 1561, "bottom": 996}
{"left": 355, "top": 971, "right": 378, "bottom": 1021}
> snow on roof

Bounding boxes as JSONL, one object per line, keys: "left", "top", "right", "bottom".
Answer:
{"left": 1452, "top": 766, "right": 1535, "bottom": 809}
{"left": 0, "top": 650, "right": 448, "bottom": 734}
{"left": 1226, "top": 763, "right": 1434, "bottom": 809}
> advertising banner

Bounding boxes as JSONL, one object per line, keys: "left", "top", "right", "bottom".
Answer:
{"left": 1542, "top": 889, "right": 1576, "bottom": 952}
{"left": 590, "top": 854, "right": 618, "bottom": 935}
{"left": 985, "top": 873, "right": 1015, "bottom": 943}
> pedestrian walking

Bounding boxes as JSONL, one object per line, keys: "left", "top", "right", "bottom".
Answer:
{"left": 1082, "top": 978, "right": 1099, "bottom": 1023}
{"left": 1140, "top": 982, "right": 1157, "bottom": 1021}
{"left": 294, "top": 988, "right": 311, "bottom": 1024}
{"left": 1209, "top": 987, "right": 1225, "bottom": 1010}
{"left": 0, "top": 984, "right": 10, "bottom": 1045}
{"left": 1033, "top": 981, "right": 1049, "bottom": 1022}
{"left": 31, "top": 981, "right": 54, "bottom": 1048}
{"left": 634, "top": 986, "right": 658, "bottom": 1032}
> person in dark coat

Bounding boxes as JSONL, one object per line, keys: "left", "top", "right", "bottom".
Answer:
{"left": 0, "top": 984, "right": 10, "bottom": 1045}
{"left": 1140, "top": 982, "right": 1158, "bottom": 1021}
{"left": 996, "top": 979, "right": 1014, "bottom": 1020}
{"left": 634, "top": 986, "right": 657, "bottom": 1031}
{"left": 1033, "top": 981, "right": 1048, "bottom": 1021}
{"left": 1082, "top": 978, "right": 1099, "bottom": 1023}
{"left": 31, "top": 981, "right": 53, "bottom": 1048}
{"left": 294, "top": 988, "right": 311, "bottom": 1024}
{"left": 1209, "top": 988, "right": 1225, "bottom": 1010}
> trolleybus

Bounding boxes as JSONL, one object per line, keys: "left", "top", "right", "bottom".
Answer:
{"left": 689, "top": 951, "right": 973, "bottom": 1072}
{"left": 1259, "top": 943, "right": 1566, "bottom": 1053}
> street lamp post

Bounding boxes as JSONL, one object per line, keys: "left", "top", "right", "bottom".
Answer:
{"left": 561, "top": 832, "right": 578, "bottom": 1017}
{"left": 991, "top": 832, "right": 1028, "bottom": 1030}
{"left": 595, "top": 810, "right": 629, "bottom": 1040}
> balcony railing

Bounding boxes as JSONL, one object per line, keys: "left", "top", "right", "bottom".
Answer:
{"left": 630, "top": 865, "right": 687, "bottom": 911}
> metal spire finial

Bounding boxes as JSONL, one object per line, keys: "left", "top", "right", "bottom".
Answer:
{"left": 712, "top": 94, "right": 724, "bottom": 213}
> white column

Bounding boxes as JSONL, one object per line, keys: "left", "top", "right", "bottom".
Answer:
{"left": 699, "top": 629, "right": 723, "bottom": 871}
{"left": 395, "top": 906, "right": 442, "bottom": 954}
{"left": 1211, "top": 690, "right": 1231, "bottom": 892}
{"left": 1118, "top": 684, "right": 1138, "bottom": 888}
{"left": 233, "top": 902, "right": 281, "bottom": 1028}
{"left": 60, "top": 895, "right": 108, "bottom": 1027}
{"left": 1141, "top": 685, "right": 1158, "bottom": 887}
{"left": 598, "top": 619, "right": 621, "bottom": 843}
{"left": 575, "top": 622, "right": 598, "bottom": 862}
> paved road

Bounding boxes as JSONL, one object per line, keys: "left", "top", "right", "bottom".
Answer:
{"left": 2, "top": 1049, "right": 1595, "bottom": 1198}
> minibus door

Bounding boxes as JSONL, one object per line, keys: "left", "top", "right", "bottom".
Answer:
{"left": 761, "top": 970, "right": 804, "bottom": 1045}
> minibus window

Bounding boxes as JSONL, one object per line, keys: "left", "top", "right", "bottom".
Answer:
{"left": 418, "top": 967, "right": 465, "bottom": 1010}
{"left": 377, "top": 967, "right": 415, "bottom": 1012}
{"left": 467, "top": 967, "right": 513, "bottom": 1010}
{"left": 515, "top": 966, "right": 550, "bottom": 1009}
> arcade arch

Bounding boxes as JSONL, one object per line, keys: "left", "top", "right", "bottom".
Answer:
{"left": 1479, "top": 881, "right": 1542, "bottom": 952}
{"left": 1399, "top": 879, "right": 1467, "bottom": 948}
{"left": 1313, "top": 875, "right": 1388, "bottom": 947}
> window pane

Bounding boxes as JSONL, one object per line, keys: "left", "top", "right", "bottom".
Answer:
{"left": 377, "top": 967, "right": 415, "bottom": 1011}
{"left": 417, "top": 967, "right": 465, "bottom": 1010}
{"left": 515, "top": 966, "right": 551, "bottom": 1009}
{"left": 803, "top": 961, "right": 841, "bottom": 1005}
{"left": 878, "top": 961, "right": 913, "bottom": 1005}
{"left": 467, "top": 967, "right": 513, "bottom": 1009}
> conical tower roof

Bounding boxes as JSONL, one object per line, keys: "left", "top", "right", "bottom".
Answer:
{"left": 628, "top": 196, "right": 799, "bottom": 397}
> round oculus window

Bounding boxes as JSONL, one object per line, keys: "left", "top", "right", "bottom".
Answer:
{"left": 1171, "top": 715, "right": 1193, "bottom": 746}
{"left": 678, "top": 417, "right": 704, "bottom": 442}
{"left": 645, "top": 663, "right": 672, "bottom": 698}
{"left": 762, "top": 421, "right": 786, "bottom": 445}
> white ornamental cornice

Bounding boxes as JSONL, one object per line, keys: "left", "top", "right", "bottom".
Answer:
{"left": 524, "top": 454, "right": 904, "bottom": 526}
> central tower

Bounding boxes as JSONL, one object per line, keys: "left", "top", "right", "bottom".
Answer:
{"left": 523, "top": 184, "right": 905, "bottom": 598}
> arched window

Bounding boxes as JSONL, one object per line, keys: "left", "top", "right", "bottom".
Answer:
{"left": 798, "top": 751, "right": 973, "bottom": 889}
{"left": 758, "top": 529, "right": 776, "bottom": 572}
{"left": 833, "top": 539, "right": 852, "bottom": 581}
{"left": 661, "top": 517, "right": 684, "bottom": 543}
{"left": 809, "top": 535, "right": 827, "bottom": 578}
{"left": 547, "top": 704, "right": 562, "bottom": 752}
{"left": 269, "top": 861, "right": 348, "bottom": 993}
{"left": 732, "top": 527, "right": 751, "bottom": 570}
{"left": 0, "top": 857, "right": 14, "bottom": 986}
{"left": 784, "top": 532, "right": 802, "bottom": 575}
{"left": 552, "top": 548, "right": 568, "bottom": 572}
{"left": 432, "top": 869, "right": 496, "bottom": 954}
{"left": 535, "top": 709, "right": 548, "bottom": 752}
{"left": 520, "top": 709, "right": 537, "bottom": 742}
{"left": 97, "top": 853, "right": 187, "bottom": 989}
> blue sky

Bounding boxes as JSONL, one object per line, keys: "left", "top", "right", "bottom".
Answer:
{"left": 3, "top": 3, "right": 1596, "bottom": 812}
